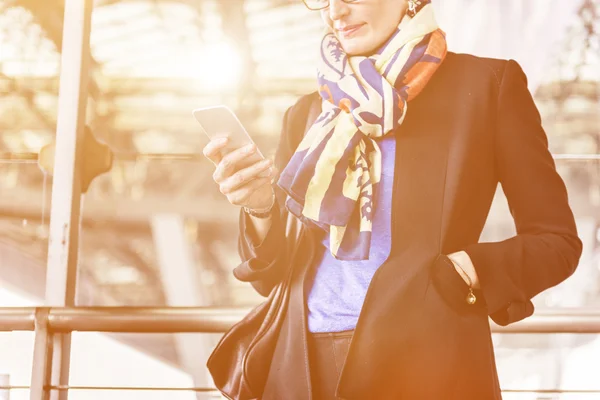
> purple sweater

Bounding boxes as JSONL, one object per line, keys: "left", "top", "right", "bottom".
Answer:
{"left": 307, "top": 136, "right": 396, "bottom": 333}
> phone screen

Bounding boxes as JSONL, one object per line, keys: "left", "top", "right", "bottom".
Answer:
{"left": 193, "top": 105, "right": 266, "bottom": 170}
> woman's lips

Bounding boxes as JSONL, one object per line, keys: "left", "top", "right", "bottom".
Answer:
{"left": 337, "top": 24, "right": 364, "bottom": 38}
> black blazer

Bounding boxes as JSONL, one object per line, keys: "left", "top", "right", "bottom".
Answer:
{"left": 233, "top": 52, "right": 582, "bottom": 400}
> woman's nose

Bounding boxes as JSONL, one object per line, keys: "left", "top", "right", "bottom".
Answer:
{"left": 328, "top": 0, "right": 350, "bottom": 21}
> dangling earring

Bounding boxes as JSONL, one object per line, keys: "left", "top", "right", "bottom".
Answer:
{"left": 407, "top": 0, "right": 422, "bottom": 17}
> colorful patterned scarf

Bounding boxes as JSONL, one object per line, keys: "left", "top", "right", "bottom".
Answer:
{"left": 277, "top": 2, "right": 447, "bottom": 261}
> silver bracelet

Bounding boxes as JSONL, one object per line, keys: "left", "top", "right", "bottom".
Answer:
{"left": 243, "top": 191, "right": 275, "bottom": 219}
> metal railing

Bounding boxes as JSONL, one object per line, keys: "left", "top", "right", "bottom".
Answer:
{"left": 2, "top": 306, "right": 600, "bottom": 334}
{"left": 1, "top": 306, "right": 600, "bottom": 398}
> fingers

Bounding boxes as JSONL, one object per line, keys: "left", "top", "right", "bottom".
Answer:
{"left": 220, "top": 158, "right": 274, "bottom": 195}
{"left": 260, "top": 165, "right": 279, "bottom": 180}
{"left": 225, "top": 177, "right": 272, "bottom": 207}
{"left": 213, "top": 143, "right": 257, "bottom": 183}
{"left": 202, "top": 137, "right": 229, "bottom": 166}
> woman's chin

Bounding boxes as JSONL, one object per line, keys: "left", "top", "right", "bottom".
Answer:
{"left": 339, "top": 36, "right": 380, "bottom": 57}
{"left": 340, "top": 42, "right": 370, "bottom": 57}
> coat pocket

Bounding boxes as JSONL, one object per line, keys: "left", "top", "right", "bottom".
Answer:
{"left": 429, "top": 254, "right": 487, "bottom": 316}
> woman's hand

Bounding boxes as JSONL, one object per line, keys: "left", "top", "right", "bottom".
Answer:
{"left": 447, "top": 251, "right": 480, "bottom": 289}
{"left": 203, "top": 137, "right": 278, "bottom": 211}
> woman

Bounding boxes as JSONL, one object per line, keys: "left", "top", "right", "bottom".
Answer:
{"left": 203, "top": 0, "right": 582, "bottom": 398}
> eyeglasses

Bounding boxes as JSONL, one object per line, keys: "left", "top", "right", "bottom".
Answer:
{"left": 302, "top": 0, "right": 359, "bottom": 11}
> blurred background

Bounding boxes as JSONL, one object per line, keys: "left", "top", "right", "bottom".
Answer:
{"left": 0, "top": 0, "right": 598, "bottom": 399}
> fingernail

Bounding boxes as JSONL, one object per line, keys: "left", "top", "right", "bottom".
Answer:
{"left": 245, "top": 144, "right": 255, "bottom": 153}
{"left": 217, "top": 137, "right": 228, "bottom": 145}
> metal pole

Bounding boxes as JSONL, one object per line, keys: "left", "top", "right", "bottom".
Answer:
{"left": 43, "top": 1, "right": 93, "bottom": 399}
{"left": 0, "top": 374, "right": 9, "bottom": 400}
{"left": 0, "top": 308, "right": 36, "bottom": 331}
{"left": 29, "top": 309, "right": 53, "bottom": 400}
{"left": 48, "top": 307, "right": 249, "bottom": 333}
{"left": 1, "top": 307, "right": 600, "bottom": 334}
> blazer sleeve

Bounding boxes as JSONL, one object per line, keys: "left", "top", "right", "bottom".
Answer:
{"left": 464, "top": 60, "right": 583, "bottom": 326}
{"left": 232, "top": 97, "right": 311, "bottom": 296}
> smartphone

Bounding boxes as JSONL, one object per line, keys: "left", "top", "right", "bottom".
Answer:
{"left": 193, "top": 105, "right": 266, "bottom": 171}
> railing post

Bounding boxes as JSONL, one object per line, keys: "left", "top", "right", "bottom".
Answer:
{"left": 0, "top": 374, "right": 9, "bottom": 400}
{"left": 30, "top": 309, "right": 53, "bottom": 400}
{"left": 41, "top": 0, "right": 94, "bottom": 399}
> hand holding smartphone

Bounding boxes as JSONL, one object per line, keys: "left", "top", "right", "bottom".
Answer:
{"left": 193, "top": 105, "right": 266, "bottom": 169}
{"left": 195, "top": 105, "right": 276, "bottom": 212}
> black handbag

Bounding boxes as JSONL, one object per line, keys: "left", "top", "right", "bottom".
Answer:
{"left": 207, "top": 98, "right": 321, "bottom": 400}
{"left": 207, "top": 213, "right": 305, "bottom": 399}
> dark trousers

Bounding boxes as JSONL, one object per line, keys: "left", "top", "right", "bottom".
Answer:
{"left": 308, "top": 330, "right": 354, "bottom": 400}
